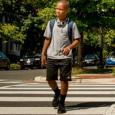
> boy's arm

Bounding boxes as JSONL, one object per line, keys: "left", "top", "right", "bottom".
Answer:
{"left": 41, "top": 38, "right": 50, "bottom": 65}
{"left": 62, "top": 39, "right": 80, "bottom": 56}
{"left": 68, "top": 39, "right": 80, "bottom": 49}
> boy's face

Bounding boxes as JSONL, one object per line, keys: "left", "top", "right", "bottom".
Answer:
{"left": 56, "top": 2, "right": 68, "bottom": 20}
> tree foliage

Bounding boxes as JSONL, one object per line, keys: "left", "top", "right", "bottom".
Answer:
{"left": 0, "top": 23, "right": 26, "bottom": 43}
{"left": 69, "top": 0, "right": 115, "bottom": 56}
{"left": 0, "top": 0, "right": 114, "bottom": 56}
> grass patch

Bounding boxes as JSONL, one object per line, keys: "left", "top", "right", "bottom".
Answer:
{"left": 72, "top": 67, "right": 113, "bottom": 75}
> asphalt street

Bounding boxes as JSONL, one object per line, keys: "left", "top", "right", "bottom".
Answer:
{"left": 0, "top": 69, "right": 46, "bottom": 80}
{"left": 0, "top": 69, "right": 115, "bottom": 114}
{"left": 0, "top": 78, "right": 115, "bottom": 115}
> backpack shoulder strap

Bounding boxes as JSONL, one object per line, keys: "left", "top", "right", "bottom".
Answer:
{"left": 50, "top": 19, "right": 74, "bottom": 42}
{"left": 68, "top": 20, "right": 74, "bottom": 42}
{"left": 49, "top": 19, "right": 55, "bottom": 38}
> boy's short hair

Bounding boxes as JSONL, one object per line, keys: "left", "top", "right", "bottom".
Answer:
{"left": 57, "top": 0, "right": 70, "bottom": 9}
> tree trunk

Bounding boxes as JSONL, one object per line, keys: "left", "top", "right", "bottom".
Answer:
{"left": 98, "top": 27, "right": 104, "bottom": 68}
{"left": 77, "top": 32, "right": 83, "bottom": 67}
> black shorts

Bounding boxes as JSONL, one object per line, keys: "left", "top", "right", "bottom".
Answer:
{"left": 46, "top": 58, "right": 72, "bottom": 81}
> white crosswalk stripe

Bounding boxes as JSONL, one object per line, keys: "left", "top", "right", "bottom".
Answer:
{"left": 0, "top": 79, "right": 115, "bottom": 115}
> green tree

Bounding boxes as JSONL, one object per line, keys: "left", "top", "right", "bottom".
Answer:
{"left": 69, "top": 0, "right": 115, "bottom": 66}
{"left": 0, "top": 0, "right": 114, "bottom": 62}
{"left": 0, "top": 24, "right": 26, "bottom": 42}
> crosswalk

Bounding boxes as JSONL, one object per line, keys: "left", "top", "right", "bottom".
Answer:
{"left": 0, "top": 79, "right": 115, "bottom": 115}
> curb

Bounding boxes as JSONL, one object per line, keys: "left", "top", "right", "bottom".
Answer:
{"left": 33, "top": 76, "right": 46, "bottom": 82}
{"left": 33, "top": 75, "right": 115, "bottom": 84}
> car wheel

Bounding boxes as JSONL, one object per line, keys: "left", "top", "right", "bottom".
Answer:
{"left": 105, "top": 65, "right": 108, "bottom": 68}
{"left": 21, "top": 66, "right": 25, "bottom": 70}
{"left": 5, "top": 65, "right": 10, "bottom": 70}
{"left": 30, "top": 66, "right": 33, "bottom": 69}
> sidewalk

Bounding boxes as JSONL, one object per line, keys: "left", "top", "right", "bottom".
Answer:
{"left": 72, "top": 73, "right": 115, "bottom": 84}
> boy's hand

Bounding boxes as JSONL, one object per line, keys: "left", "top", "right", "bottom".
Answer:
{"left": 62, "top": 47, "right": 71, "bottom": 56}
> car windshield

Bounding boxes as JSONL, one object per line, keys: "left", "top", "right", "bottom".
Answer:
{"left": 110, "top": 56, "right": 115, "bottom": 59}
{"left": 22, "top": 52, "right": 41, "bottom": 58}
{"left": 107, "top": 56, "right": 115, "bottom": 58}
{"left": 34, "top": 53, "right": 41, "bottom": 58}
{"left": 111, "top": 56, "right": 115, "bottom": 58}
{"left": 23, "top": 53, "right": 34, "bottom": 58}
{"left": 0, "top": 52, "right": 7, "bottom": 59}
{"left": 85, "top": 54, "right": 97, "bottom": 59}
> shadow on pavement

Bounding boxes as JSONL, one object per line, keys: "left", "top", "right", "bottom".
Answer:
{"left": 66, "top": 102, "right": 115, "bottom": 111}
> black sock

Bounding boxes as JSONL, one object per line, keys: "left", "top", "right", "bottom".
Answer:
{"left": 53, "top": 87, "right": 60, "bottom": 97}
{"left": 59, "top": 94, "right": 66, "bottom": 105}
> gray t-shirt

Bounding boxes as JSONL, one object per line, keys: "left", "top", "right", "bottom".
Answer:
{"left": 44, "top": 18, "right": 81, "bottom": 59}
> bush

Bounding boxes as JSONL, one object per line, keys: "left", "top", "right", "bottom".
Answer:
{"left": 10, "top": 63, "right": 21, "bottom": 70}
{"left": 72, "top": 67, "right": 84, "bottom": 75}
{"left": 112, "top": 68, "right": 115, "bottom": 76}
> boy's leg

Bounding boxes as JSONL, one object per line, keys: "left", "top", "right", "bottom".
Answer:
{"left": 60, "top": 80, "right": 68, "bottom": 95}
{"left": 58, "top": 80, "right": 68, "bottom": 113}
{"left": 46, "top": 59, "right": 60, "bottom": 107}
{"left": 58, "top": 59, "right": 72, "bottom": 113}
{"left": 48, "top": 80, "right": 58, "bottom": 90}
{"left": 48, "top": 80, "right": 60, "bottom": 107}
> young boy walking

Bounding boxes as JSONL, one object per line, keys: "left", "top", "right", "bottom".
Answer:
{"left": 41, "top": 0, "right": 80, "bottom": 113}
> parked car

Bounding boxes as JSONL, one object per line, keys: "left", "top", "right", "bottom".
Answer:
{"left": 20, "top": 52, "right": 41, "bottom": 69}
{"left": 0, "top": 51, "right": 10, "bottom": 70}
{"left": 82, "top": 54, "right": 99, "bottom": 66}
{"left": 105, "top": 56, "right": 115, "bottom": 68}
